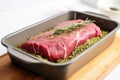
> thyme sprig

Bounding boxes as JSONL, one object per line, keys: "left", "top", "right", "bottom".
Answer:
{"left": 53, "top": 18, "right": 95, "bottom": 35}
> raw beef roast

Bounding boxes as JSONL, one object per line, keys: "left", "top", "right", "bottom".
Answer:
{"left": 19, "top": 19, "right": 102, "bottom": 62}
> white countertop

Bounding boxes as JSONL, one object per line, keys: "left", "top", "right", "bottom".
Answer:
{"left": 0, "top": 0, "right": 120, "bottom": 79}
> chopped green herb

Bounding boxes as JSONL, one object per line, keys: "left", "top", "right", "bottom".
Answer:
{"left": 110, "top": 7, "right": 119, "bottom": 11}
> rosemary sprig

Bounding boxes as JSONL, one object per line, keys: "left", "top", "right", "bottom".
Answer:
{"left": 52, "top": 18, "right": 95, "bottom": 35}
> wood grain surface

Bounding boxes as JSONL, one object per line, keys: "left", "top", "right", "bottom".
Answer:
{"left": 0, "top": 34, "right": 120, "bottom": 80}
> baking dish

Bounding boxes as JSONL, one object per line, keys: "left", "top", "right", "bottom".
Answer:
{"left": 1, "top": 11, "right": 119, "bottom": 80}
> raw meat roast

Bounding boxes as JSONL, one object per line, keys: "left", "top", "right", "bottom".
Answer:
{"left": 19, "top": 19, "right": 101, "bottom": 62}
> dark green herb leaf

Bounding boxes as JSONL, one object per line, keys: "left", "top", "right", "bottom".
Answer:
{"left": 110, "top": 7, "right": 119, "bottom": 11}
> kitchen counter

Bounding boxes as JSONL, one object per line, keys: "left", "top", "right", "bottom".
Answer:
{"left": 0, "top": 34, "right": 120, "bottom": 80}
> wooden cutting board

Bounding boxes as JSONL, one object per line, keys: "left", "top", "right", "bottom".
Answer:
{"left": 0, "top": 34, "right": 120, "bottom": 80}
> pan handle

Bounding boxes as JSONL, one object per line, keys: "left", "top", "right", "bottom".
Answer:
{"left": 8, "top": 47, "right": 42, "bottom": 63}
{"left": 84, "top": 11, "right": 111, "bottom": 20}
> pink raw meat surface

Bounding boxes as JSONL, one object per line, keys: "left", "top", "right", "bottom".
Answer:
{"left": 19, "top": 19, "right": 101, "bottom": 62}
